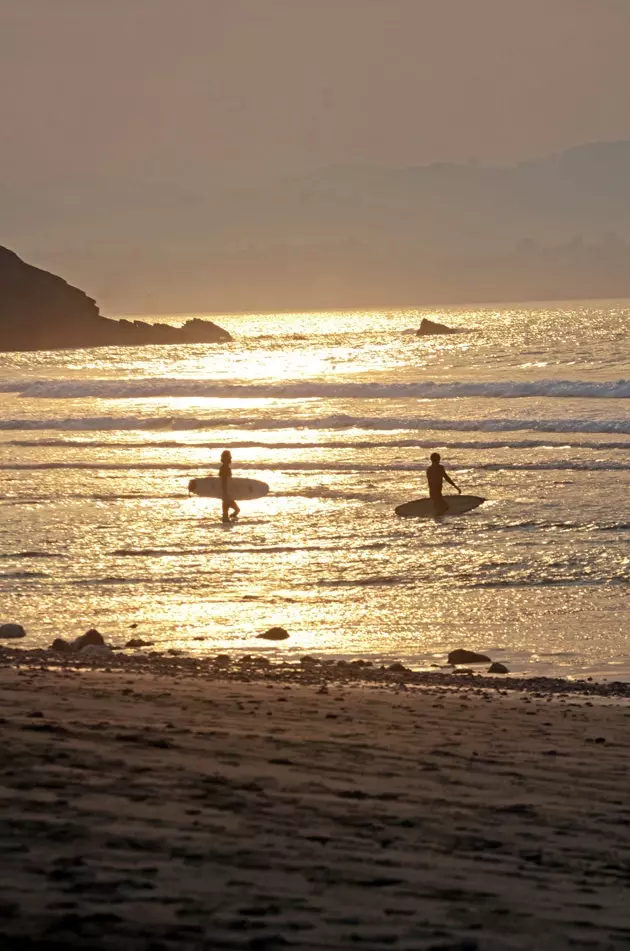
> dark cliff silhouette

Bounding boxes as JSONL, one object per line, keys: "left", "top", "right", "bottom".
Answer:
{"left": 0, "top": 247, "right": 231, "bottom": 352}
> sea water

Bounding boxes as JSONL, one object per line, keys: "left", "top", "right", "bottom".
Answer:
{"left": 1, "top": 301, "right": 628, "bottom": 679}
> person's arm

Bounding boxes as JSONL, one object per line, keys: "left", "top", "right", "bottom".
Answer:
{"left": 443, "top": 469, "right": 461, "bottom": 493}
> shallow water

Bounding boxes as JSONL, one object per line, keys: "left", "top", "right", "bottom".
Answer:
{"left": 1, "top": 301, "right": 628, "bottom": 678}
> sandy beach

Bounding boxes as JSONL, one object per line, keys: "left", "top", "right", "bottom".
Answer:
{"left": 1, "top": 652, "right": 629, "bottom": 950}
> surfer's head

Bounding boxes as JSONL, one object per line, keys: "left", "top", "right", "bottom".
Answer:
{"left": 430, "top": 452, "right": 441, "bottom": 463}
{"left": 221, "top": 450, "right": 232, "bottom": 463}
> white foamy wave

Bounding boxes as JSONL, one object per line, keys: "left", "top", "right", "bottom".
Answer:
{"left": 0, "top": 416, "right": 173, "bottom": 431}
{"left": 8, "top": 436, "right": 630, "bottom": 451}
{"left": 1, "top": 378, "right": 630, "bottom": 400}
{"left": 1, "top": 414, "right": 630, "bottom": 435}
{"left": 1, "top": 459, "right": 629, "bottom": 473}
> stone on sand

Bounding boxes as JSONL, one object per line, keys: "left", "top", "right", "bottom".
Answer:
{"left": 488, "top": 662, "right": 510, "bottom": 674}
{"left": 0, "top": 623, "right": 26, "bottom": 639}
{"left": 78, "top": 644, "right": 113, "bottom": 658}
{"left": 448, "top": 649, "right": 491, "bottom": 665}
{"left": 73, "top": 629, "right": 106, "bottom": 650}
{"left": 51, "top": 638, "right": 72, "bottom": 653}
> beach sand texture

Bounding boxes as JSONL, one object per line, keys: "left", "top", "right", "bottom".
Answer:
{"left": 1, "top": 664, "right": 629, "bottom": 950}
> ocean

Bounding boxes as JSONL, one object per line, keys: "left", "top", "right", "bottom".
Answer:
{"left": 1, "top": 301, "right": 628, "bottom": 679}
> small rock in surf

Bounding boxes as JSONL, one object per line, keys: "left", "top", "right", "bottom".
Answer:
{"left": 257, "top": 627, "right": 290, "bottom": 641}
{"left": 448, "top": 649, "right": 491, "bottom": 665}
{"left": 488, "top": 662, "right": 510, "bottom": 674}
{"left": 416, "top": 318, "right": 460, "bottom": 336}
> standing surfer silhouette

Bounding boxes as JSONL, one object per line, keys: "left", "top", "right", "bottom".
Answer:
{"left": 219, "top": 450, "right": 240, "bottom": 523}
{"left": 426, "top": 452, "right": 461, "bottom": 515}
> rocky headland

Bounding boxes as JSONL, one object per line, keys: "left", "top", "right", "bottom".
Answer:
{"left": 0, "top": 246, "right": 231, "bottom": 351}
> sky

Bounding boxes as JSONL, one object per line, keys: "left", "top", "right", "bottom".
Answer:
{"left": 2, "top": 0, "right": 630, "bottom": 193}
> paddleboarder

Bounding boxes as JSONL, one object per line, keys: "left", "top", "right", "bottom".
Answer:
{"left": 426, "top": 452, "right": 461, "bottom": 515}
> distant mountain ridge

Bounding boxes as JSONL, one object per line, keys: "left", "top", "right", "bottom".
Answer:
{"left": 3, "top": 141, "right": 630, "bottom": 311}
{"left": 0, "top": 247, "right": 231, "bottom": 351}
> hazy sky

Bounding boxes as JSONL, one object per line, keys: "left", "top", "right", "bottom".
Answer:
{"left": 2, "top": 0, "right": 630, "bottom": 192}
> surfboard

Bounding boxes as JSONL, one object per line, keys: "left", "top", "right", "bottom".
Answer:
{"left": 188, "top": 477, "right": 270, "bottom": 501}
{"left": 395, "top": 495, "right": 486, "bottom": 518}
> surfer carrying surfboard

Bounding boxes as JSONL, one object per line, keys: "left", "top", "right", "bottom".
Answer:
{"left": 219, "top": 450, "right": 240, "bottom": 523}
{"left": 426, "top": 452, "right": 461, "bottom": 515}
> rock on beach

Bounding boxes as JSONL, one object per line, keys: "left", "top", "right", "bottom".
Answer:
{"left": 0, "top": 623, "right": 26, "bottom": 639}
{"left": 488, "top": 662, "right": 510, "bottom": 674}
{"left": 448, "top": 649, "right": 492, "bottom": 665}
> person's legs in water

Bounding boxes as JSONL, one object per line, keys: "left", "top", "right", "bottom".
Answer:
{"left": 430, "top": 491, "right": 448, "bottom": 516}
{"left": 222, "top": 499, "right": 240, "bottom": 522}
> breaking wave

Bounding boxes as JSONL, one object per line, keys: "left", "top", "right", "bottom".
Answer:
{"left": 2, "top": 414, "right": 630, "bottom": 435}
{"left": 8, "top": 436, "right": 630, "bottom": 451}
{"left": 1, "top": 377, "right": 630, "bottom": 400}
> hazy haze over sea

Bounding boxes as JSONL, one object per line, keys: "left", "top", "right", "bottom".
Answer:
{"left": 1, "top": 301, "right": 628, "bottom": 679}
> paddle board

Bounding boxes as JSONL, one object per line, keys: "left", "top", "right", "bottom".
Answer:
{"left": 188, "top": 477, "right": 269, "bottom": 501}
{"left": 395, "top": 495, "right": 486, "bottom": 518}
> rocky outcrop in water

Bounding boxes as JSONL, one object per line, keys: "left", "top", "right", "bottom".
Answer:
{"left": 0, "top": 246, "right": 231, "bottom": 351}
{"left": 416, "top": 318, "right": 460, "bottom": 336}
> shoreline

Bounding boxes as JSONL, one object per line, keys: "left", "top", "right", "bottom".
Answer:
{"left": 1, "top": 659, "right": 629, "bottom": 949}
{"left": 2, "top": 645, "right": 630, "bottom": 700}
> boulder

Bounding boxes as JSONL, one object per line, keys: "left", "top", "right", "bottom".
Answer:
{"left": 488, "top": 662, "right": 510, "bottom": 674}
{"left": 73, "top": 629, "right": 106, "bottom": 650}
{"left": 51, "top": 638, "right": 72, "bottom": 653}
{"left": 0, "top": 623, "right": 26, "bottom": 639}
{"left": 448, "top": 649, "right": 491, "bottom": 666}
{"left": 416, "top": 317, "right": 459, "bottom": 336}
{"left": 257, "top": 627, "right": 289, "bottom": 641}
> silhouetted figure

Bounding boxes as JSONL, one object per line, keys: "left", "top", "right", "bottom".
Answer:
{"left": 219, "top": 450, "right": 240, "bottom": 523}
{"left": 426, "top": 452, "right": 461, "bottom": 515}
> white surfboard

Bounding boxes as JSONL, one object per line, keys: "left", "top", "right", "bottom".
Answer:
{"left": 188, "top": 477, "right": 269, "bottom": 501}
{"left": 395, "top": 495, "right": 486, "bottom": 518}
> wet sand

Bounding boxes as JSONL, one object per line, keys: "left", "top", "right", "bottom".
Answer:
{"left": 1, "top": 655, "right": 630, "bottom": 950}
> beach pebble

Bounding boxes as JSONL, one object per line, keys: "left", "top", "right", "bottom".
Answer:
{"left": 0, "top": 623, "right": 26, "bottom": 639}
{"left": 73, "top": 629, "right": 106, "bottom": 650}
{"left": 78, "top": 644, "right": 113, "bottom": 657}
{"left": 257, "top": 627, "right": 289, "bottom": 641}
{"left": 488, "top": 662, "right": 510, "bottom": 674}
{"left": 215, "top": 654, "right": 231, "bottom": 667}
{"left": 51, "top": 638, "right": 72, "bottom": 653}
{"left": 125, "top": 638, "right": 154, "bottom": 648}
{"left": 388, "top": 662, "right": 409, "bottom": 673}
{"left": 448, "top": 649, "right": 491, "bottom": 665}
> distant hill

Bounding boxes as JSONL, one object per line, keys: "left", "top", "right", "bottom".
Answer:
{"left": 4, "top": 141, "right": 630, "bottom": 311}
{"left": 0, "top": 247, "right": 231, "bottom": 351}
